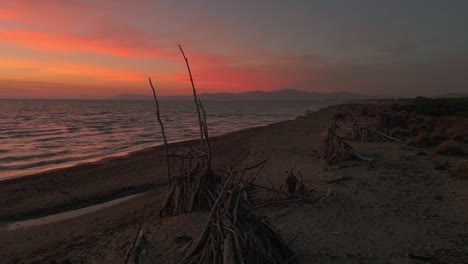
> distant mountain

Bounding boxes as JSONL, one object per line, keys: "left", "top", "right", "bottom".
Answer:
{"left": 111, "top": 89, "right": 370, "bottom": 101}
{"left": 112, "top": 94, "right": 154, "bottom": 100}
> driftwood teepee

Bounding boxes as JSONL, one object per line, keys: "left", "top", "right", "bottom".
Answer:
{"left": 377, "top": 113, "right": 407, "bottom": 130}
{"left": 349, "top": 119, "right": 402, "bottom": 143}
{"left": 178, "top": 174, "right": 296, "bottom": 264}
{"left": 316, "top": 127, "right": 373, "bottom": 164}
{"left": 143, "top": 46, "right": 297, "bottom": 263}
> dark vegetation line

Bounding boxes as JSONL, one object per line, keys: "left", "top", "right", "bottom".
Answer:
{"left": 393, "top": 96, "right": 468, "bottom": 117}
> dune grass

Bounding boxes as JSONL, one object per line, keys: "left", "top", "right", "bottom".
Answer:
{"left": 408, "top": 133, "right": 433, "bottom": 147}
{"left": 452, "top": 161, "right": 468, "bottom": 179}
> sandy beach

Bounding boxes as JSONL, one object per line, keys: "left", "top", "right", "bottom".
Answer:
{"left": 1, "top": 103, "right": 467, "bottom": 263}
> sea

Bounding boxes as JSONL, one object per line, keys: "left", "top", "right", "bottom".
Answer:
{"left": 0, "top": 99, "right": 327, "bottom": 179}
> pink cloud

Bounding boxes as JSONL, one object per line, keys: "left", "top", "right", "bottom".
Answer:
{"left": 0, "top": 29, "right": 174, "bottom": 59}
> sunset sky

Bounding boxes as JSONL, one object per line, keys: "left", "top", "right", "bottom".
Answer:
{"left": 1, "top": 0, "right": 467, "bottom": 98}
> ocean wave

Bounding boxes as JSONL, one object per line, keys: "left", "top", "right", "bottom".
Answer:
{"left": 83, "top": 111, "right": 112, "bottom": 116}
{"left": 67, "top": 127, "right": 81, "bottom": 132}
{"left": 4, "top": 128, "right": 63, "bottom": 135}
{"left": 0, "top": 150, "right": 71, "bottom": 163}
{"left": 35, "top": 145, "right": 63, "bottom": 149}
{"left": 34, "top": 136, "right": 67, "bottom": 142}
{"left": 0, "top": 154, "right": 95, "bottom": 171}
{"left": 2, "top": 131, "right": 65, "bottom": 140}
{"left": 137, "top": 133, "right": 156, "bottom": 138}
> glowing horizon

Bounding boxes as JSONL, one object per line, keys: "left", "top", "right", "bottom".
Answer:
{"left": 1, "top": 1, "right": 467, "bottom": 98}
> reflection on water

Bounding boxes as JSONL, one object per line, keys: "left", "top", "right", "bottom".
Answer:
{"left": 1, "top": 193, "right": 143, "bottom": 231}
{"left": 0, "top": 99, "right": 326, "bottom": 179}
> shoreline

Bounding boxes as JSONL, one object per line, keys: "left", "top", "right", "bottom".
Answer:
{"left": 0, "top": 138, "right": 196, "bottom": 182}
{"left": 0, "top": 105, "right": 327, "bottom": 182}
{"left": 0, "top": 107, "right": 328, "bottom": 223}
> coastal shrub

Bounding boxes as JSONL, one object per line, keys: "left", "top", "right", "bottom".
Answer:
{"left": 433, "top": 140, "right": 465, "bottom": 155}
{"left": 360, "top": 107, "right": 368, "bottom": 116}
{"left": 430, "top": 129, "right": 449, "bottom": 143}
{"left": 408, "top": 133, "right": 433, "bottom": 147}
{"left": 434, "top": 160, "right": 449, "bottom": 170}
{"left": 447, "top": 127, "right": 467, "bottom": 143}
{"left": 393, "top": 97, "right": 468, "bottom": 117}
{"left": 452, "top": 161, "right": 468, "bottom": 179}
{"left": 456, "top": 111, "right": 468, "bottom": 118}
{"left": 334, "top": 112, "right": 345, "bottom": 122}
{"left": 391, "top": 127, "right": 411, "bottom": 137}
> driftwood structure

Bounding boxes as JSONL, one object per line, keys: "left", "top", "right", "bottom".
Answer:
{"left": 349, "top": 120, "right": 402, "bottom": 143}
{"left": 316, "top": 127, "right": 373, "bottom": 164}
{"left": 377, "top": 113, "right": 407, "bottom": 129}
{"left": 178, "top": 175, "right": 296, "bottom": 264}
{"left": 317, "top": 127, "right": 355, "bottom": 163}
{"left": 149, "top": 45, "right": 217, "bottom": 216}
{"left": 283, "top": 166, "right": 307, "bottom": 197}
{"left": 158, "top": 147, "right": 218, "bottom": 216}
{"left": 143, "top": 46, "right": 299, "bottom": 264}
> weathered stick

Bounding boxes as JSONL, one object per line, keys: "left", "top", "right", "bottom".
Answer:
{"left": 148, "top": 78, "right": 171, "bottom": 182}
{"left": 198, "top": 98, "right": 212, "bottom": 170}
{"left": 323, "top": 175, "right": 352, "bottom": 184}
{"left": 125, "top": 221, "right": 144, "bottom": 264}
{"left": 179, "top": 44, "right": 205, "bottom": 149}
{"left": 223, "top": 234, "right": 236, "bottom": 264}
{"left": 249, "top": 182, "right": 317, "bottom": 203}
{"left": 368, "top": 128, "right": 403, "bottom": 142}
{"left": 315, "top": 188, "right": 335, "bottom": 205}
{"left": 178, "top": 176, "right": 234, "bottom": 263}
{"left": 285, "top": 253, "right": 298, "bottom": 264}
{"left": 352, "top": 151, "right": 374, "bottom": 162}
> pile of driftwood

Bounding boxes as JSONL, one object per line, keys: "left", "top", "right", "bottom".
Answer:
{"left": 178, "top": 175, "right": 296, "bottom": 264}
{"left": 349, "top": 120, "right": 402, "bottom": 143}
{"left": 316, "top": 127, "right": 372, "bottom": 164}
{"left": 159, "top": 147, "right": 218, "bottom": 216}
{"left": 150, "top": 45, "right": 217, "bottom": 216}
{"left": 377, "top": 113, "right": 407, "bottom": 129}
{"left": 280, "top": 162, "right": 309, "bottom": 198}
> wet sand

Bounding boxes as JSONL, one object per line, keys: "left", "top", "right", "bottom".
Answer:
{"left": 1, "top": 104, "right": 467, "bottom": 263}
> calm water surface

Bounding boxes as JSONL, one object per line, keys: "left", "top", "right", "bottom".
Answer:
{"left": 0, "top": 99, "right": 327, "bottom": 179}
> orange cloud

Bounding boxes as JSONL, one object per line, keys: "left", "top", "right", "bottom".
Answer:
{"left": 0, "top": 79, "right": 143, "bottom": 98}
{"left": 0, "top": 29, "right": 172, "bottom": 59}
{"left": 0, "top": 58, "right": 144, "bottom": 83}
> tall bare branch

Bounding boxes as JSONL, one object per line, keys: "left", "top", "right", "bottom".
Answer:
{"left": 178, "top": 44, "right": 204, "bottom": 149}
{"left": 198, "top": 98, "right": 211, "bottom": 169}
{"left": 148, "top": 77, "right": 171, "bottom": 182}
